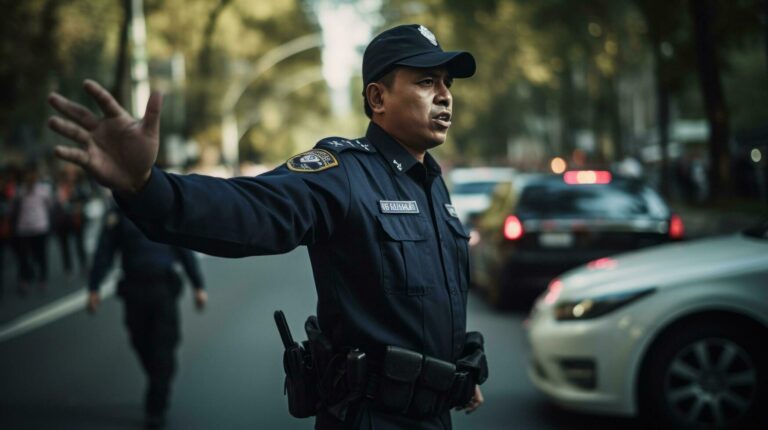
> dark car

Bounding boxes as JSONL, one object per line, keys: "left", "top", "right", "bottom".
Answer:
{"left": 469, "top": 170, "right": 684, "bottom": 308}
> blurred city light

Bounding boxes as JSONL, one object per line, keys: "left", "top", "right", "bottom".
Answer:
{"left": 550, "top": 157, "right": 567, "bottom": 174}
{"left": 563, "top": 170, "right": 612, "bottom": 185}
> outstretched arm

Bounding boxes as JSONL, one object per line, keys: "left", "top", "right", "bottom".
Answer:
{"left": 47, "top": 80, "right": 161, "bottom": 195}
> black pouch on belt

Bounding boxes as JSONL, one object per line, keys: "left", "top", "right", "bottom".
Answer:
{"left": 410, "top": 356, "right": 456, "bottom": 418}
{"left": 378, "top": 346, "right": 422, "bottom": 414}
{"left": 275, "top": 311, "right": 318, "bottom": 418}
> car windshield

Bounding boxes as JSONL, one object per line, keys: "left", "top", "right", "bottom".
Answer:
{"left": 742, "top": 221, "right": 768, "bottom": 240}
{"left": 453, "top": 181, "right": 502, "bottom": 196}
{"left": 517, "top": 178, "right": 670, "bottom": 219}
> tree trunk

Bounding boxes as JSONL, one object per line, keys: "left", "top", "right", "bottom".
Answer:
{"left": 689, "top": 0, "right": 731, "bottom": 200}
{"left": 650, "top": 26, "right": 671, "bottom": 198}
{"left": 559, "top": 57, "right": 575, "bottom": 156}
{"left": 112, "top": 0, "right": 131, "bottom": 106}
{"left": 185, "top": 0, "right": 232, "bottom": 138}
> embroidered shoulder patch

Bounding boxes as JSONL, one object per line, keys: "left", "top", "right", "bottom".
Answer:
{"left": 286, "top": 149, "right": 339, "bottom": 173}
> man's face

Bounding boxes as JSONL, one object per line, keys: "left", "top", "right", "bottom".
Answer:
{"left": 378, "top": 66, "right": 454, "bottom": 153}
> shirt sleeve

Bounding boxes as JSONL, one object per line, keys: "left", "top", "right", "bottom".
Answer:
{"left": 115, "top": 161, "right": 351, "bottom": 258}
{"left": 175, "top": 247, "right": 204, "bottom": 289}
{"left": 88, "top": 212, "right": 120, "bottom": 292}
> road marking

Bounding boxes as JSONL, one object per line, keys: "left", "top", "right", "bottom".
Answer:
{"left": 0, "top": 270, "right": 119, "bottom": 343}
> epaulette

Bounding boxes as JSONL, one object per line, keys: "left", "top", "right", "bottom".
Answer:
{"left": 314, "top": 137, "right": 376, "bottom": 154}
{"left": 285, "top": 137, "right": 375, "bottom": 173}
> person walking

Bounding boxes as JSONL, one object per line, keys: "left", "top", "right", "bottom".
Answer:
{"left": 48, "top": 24, "right": 486, "bottom": 430}
{"left": 54, "top": 165, "right": 90, "bottom": 277}
{"left": 11, "top": 164, "right": 53, "bottom": 294}
{"left": 88, "top": 203, "right": 207, "bottom": 429}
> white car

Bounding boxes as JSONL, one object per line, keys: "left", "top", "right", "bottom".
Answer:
{"left": 527, "top": 222, "right": 768, "bottom": 429}
{"left": 447, "top": 167, "right": 515, "bottom": 225}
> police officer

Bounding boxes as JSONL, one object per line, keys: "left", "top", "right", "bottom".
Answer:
{"left": 48, "top": 24, "right": 484, "bottom": 429}
{"left": 88, "top": 204, "right": 208, "bottom": 429}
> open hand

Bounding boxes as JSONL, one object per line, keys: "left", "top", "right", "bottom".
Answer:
{"left": 194, "top": 289, "right": 208, "bottom": 312}
{"left": 86, "top": 291, "right": 101, "bottom": 314}
{"left": 455, "top": 385, "right": 484, "bottom": 414}
{"left": 47, "top": 80, "right": 162, "bottom": 195}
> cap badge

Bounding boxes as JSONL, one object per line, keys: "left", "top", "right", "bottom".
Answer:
{"left": 418, "top": 25, "right": 438, "bottom": 46}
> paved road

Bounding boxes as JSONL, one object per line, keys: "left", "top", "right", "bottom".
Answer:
{"left": 0, "top": 249, "right": 644, "bottom": 429}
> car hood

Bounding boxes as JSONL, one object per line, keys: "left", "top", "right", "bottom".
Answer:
{"left": 560, "top": 234, "right": 768, "bottom": 298}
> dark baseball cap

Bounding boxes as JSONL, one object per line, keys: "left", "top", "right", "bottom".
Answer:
{"left": 362, "top": 24, "right": 476, "bottom": 87}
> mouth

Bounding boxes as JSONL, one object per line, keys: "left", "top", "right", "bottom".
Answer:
{"left": 432, "top": 112, "right": 452, "bottom": 128}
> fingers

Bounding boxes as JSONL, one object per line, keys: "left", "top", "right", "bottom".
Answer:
{"left": 48, "top": 116, "right": 92, "bottom": 147}
{"left": 54, "top": 145, "right": 90, "bottom": 168}
{"left": 48, "top": 93, "right": 99, "bottom": 130}
{"left": 142, "top": 91, "right": 163, "bottom": 136}
{"left": 83, "top": 79, "right": 127, "bottom": 118}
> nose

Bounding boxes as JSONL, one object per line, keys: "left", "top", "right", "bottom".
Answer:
{"left": 435, "top": 81, "right": 452, "bottom": 108}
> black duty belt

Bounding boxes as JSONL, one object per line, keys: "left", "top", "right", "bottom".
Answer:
{"left": 274, "top": 311, "right": 489, "bottom": 421}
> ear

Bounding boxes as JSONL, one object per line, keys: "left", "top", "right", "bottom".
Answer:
{"left": 365, "top": 83, "right": 386, "bottom": 115}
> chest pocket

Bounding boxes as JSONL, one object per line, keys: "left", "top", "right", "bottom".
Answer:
{"left": 377, "top": 215, "right": 432, "bottom": 295}
{"left": 445, "top": 217, "right": 471, "bottom": 291}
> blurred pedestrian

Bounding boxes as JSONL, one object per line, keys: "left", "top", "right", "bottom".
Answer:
{"left": 54, "top": 165, "right": 90, "bottom": 277}
{"left": 87, "top": 203, "right": 207, "bottom": 429}
{"left": 0, "top": 166, "right": 19, "bottom": 301}
{"left": 11, "top": 163, "right": 53, "bottom": 294}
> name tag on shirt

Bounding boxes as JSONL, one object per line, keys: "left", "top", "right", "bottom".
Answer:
{"left": 444, "top": 204, "right": 459, "bottom": 218}
{"left": 379, "top": 200, "right": 420, "bottom": 214}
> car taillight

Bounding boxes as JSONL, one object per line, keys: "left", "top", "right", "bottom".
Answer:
{"left": 669, "top": 214, "right": 684, "bottom": 239}
{"left": 503, "top": 215, "right": 524, "bottom": 240}
{"left": 563, "top": 170, "right": 612, "bottom": 185}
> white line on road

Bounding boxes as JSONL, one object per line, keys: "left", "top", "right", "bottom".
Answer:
{"left": 0, "top": 270, "right": 120, "bottom": 343}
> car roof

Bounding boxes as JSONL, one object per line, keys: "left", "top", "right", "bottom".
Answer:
{"left": 449, "top": 167, "right": 516, "bottom": 184}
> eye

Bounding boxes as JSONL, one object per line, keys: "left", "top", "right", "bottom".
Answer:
{"left": 419, "top": 78, "right": 434, "bottom": 86}
{"left": 444, "top": 78, "right": 453, "bottom": 89}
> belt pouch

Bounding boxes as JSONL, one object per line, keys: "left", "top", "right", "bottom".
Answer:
{"left": 457, "top": 348, "right": 488, "bottom": 385}
{"left": 379, "top": 346, "right": 422, "bottom": 413}
{"left": 283, "top": 341, "right": 318, "bottom": 418}
{"left": 411, "top": 356, "right": 456, "bottom": 418}
{"left": 448, "top": 370, "right": 474, "bottom": 408}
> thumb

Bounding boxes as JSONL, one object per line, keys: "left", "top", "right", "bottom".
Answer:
{"left": 142, "top": 91, "right": 163, "bottom": 136}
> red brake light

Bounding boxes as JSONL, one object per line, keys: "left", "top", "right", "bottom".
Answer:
{"left": 563, "top": 170, "right": 612, "bottom": 185}
{"left": 669, "top": 214, "right": 684, "bottom": 239}
{"left": 503, "top": 215, "right": 524, "bottom": 240}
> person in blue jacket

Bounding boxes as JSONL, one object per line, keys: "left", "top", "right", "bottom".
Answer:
{"left": 88, "top": 204, "right": 208, "bottom": 429}
{"left": 48, "top": 24, "right": 485, "bottom": 430}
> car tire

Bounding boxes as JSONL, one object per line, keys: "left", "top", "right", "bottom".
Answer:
{"left": 638, "top": 320, "right": 767, "bottom": 429}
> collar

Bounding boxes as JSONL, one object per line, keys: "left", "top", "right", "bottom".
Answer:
{"left": 366, "top": 122, "right": 442, "bottom": 176}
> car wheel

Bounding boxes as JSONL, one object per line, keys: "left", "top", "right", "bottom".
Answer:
{"left": 639, "top": 321, "right": 766, "bottom": 429}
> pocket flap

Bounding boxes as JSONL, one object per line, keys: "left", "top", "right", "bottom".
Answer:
{"left": 420, "top": 356, "right": 456, "bottom": 391}
{"left": 377, "top": 215, "right": 427, "bottom": 241}
{"left": 445, "top": 218, "right": 470, "bottom": 239}
{"left": 384, "top": 346, "right": 423, "bottom": 382}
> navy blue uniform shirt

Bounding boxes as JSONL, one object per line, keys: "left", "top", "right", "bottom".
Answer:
{"left": 117, "top": 123, "right": 470, "bottom": 362}
{"left": 89, "top": 208, "right": 204, "bottom": 292}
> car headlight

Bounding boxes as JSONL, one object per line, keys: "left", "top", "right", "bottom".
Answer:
{"left": 554, "top": 288, "right": 655, "bottom": 321}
